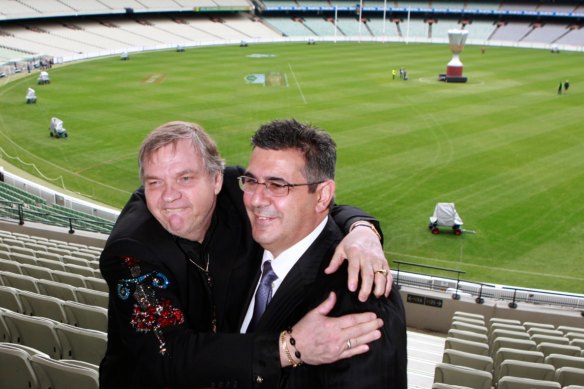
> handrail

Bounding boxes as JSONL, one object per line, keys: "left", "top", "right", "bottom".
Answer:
{"left": 0, "top": 201, "right": 113, "bottom": 235}
{"left": 392, "top": 260, "right": 584, "bottom": 315}
{"left": 394, "top": 260, "right": 465, "bottom": 300}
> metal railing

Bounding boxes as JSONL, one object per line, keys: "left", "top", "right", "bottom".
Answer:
{"left": 392, "top": 260, "right": 584, "bottom": 315}
{"left": 0, "top": 200, "right": 114, "bottom": 235}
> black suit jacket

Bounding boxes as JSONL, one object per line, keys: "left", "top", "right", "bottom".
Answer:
{"left": 245, "top": 217, "right": 407, "bottom": 389}
{"left": 99, "top": 166, "right": 382, "bottom": 389}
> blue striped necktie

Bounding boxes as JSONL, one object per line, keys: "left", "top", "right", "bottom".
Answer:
{"left": 247, "top": 260, "right": 278, "bottom": 332}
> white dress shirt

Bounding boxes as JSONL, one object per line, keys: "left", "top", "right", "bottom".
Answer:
{"left": 240, "top": 217, "right": 328, "bottom": 333}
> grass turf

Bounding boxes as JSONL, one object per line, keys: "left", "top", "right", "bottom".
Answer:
{"left": 1, "top": 42, "right": 583, "bottom": 293}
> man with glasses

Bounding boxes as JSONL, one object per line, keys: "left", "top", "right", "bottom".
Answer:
{"left": 100, "top": 121, "right": 392, "bottom": 389}
{"left": 239, "top": 119, "right": 407, "bottom": 388}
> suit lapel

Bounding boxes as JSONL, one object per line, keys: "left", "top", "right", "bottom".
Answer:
{"left": 253, "top": 218, "right": 342, "bottom": 332}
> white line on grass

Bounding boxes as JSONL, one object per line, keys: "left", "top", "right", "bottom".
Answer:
{"left": 288, "top": 63, "right": 307, "bottom": 104}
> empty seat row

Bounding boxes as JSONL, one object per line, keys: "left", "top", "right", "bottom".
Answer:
{"left": 0, "top": 256, "right": 100, "bottom": 278}
{"left": 0, "top": 269, "right": 107, "bottom": 293}
{"left": 453, "top": 312, "right": 584, "bottom": 337}
{"left": 0, "top": 285, "right": 107, "bottom": 332}
{"left": 1, "top": 251, "right": 100, "bottom": 274}
{"left": 1, "top": 243, "right": 100, "bottom": 266}
{"left": 0, "top": 237, "right": 101, "bottom": 259}
{"left": 434, "top": 361, "right": 584, "bottom": 389}
{"left": 0, "top": 342, "right": 99, "bottom": 389}
{"left": 0, "top": 245, "right": 99, "bottom": 269}
{"left": 450, "top": 313, "right": 584, "bottom": 355}
{"left": 0, "top": 275, "right": 108, "bottom": 308}
{"left": 0, "top": 307, "right": 106, "bottom": 364}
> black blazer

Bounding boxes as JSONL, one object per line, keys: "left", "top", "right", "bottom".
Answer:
{"left": 99, "top": 166, "right": 383, "bottom": 389}
{"left": 244, "top": 217, "right": 408, "bottom": 389}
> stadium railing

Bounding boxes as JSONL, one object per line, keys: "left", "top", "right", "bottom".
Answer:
{"left": 392, "top": 260, "right": 584, "bottom": 313}
{"left": 0, "top": 200, "right": 114, "bottom": 235}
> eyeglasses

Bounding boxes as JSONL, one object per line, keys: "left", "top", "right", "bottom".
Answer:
{"left": 237, "top": 176, "right": 324, "bottom": 197}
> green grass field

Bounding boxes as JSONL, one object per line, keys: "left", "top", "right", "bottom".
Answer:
{"left": 1, "top": 42, "right": 583, "bottom": 293}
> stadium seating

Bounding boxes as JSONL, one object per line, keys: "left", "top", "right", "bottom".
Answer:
{"left": 0, "top": 342, "right": 43, "bottom": 389}
{"left": 531, "top": 334, "right": 571, "bottom": 346}
{"left": 0, "top": 285, "right": 24, "bottom": 313}
{"left": 497, "top": 376, "right": 561, "bottom": 389}
{"left": 491, "top": 337, "right": 537, "bottom": 356}
{"left": 489, "top": 317, "right": 522, "bottom": 326}
{"left": 447, "top": 328, "right": 488, "bottom": 343}
{"left": 30, "top": 353, "right": 99, "bottom": 389}
{"left": 444, "top": 337, "right": 490, "bottom": 356}
{"left": 566, "top": 332, "right": 584, "bottom": 341}
{"left": 452, "top": 311, "right": 485, "bottom": 321}
{"left": 50, "top": 270, "right": 87, "bottom": 288}
{"left": 62, "top": 301, "right": 107, "bottom": 332}
{"left": 442, "top": 349, "right": 493, "bottom": 371}
{"left": 19, "top": 263, "right": 55, "bottom": 282}
{"left": 493, "top": 347, "right": 545, "bottom": 381}
{"left": 0, "top": 271, "right": 40, "bottom": 293}
{"left": 36, "top": 279, "right": 78, "bottom": 302}
{"left": 555, "top": 366, "right": 584, "bottom": 387}
{"left": 545, "top": 354, "right": 584, "bottom": 370}
{"left": 451, "top": 321, "right": 488, "bottom": 335}
{"left": 2, "top": 310, "right": 62, "bottom": 359}
{"left": 498, "top": 359, "right": 556, "bottom": 381}
{"left": 84, "top": 277, "right": 108, "bottom": 293}
{"left": 523, "top": 321, "right": 556, "bottom": 331}
{"left": 488, "top": 323, "right": 527, "bottom": 338}
{"left": 433, "top": 363, "right": 492, "bottom": 389}
{"left": 558, "top": 326, "right": 584, "bottom": 335}
{"left": 18, "top": 290, "right": 68, "bottom": 323}
{"left": 75, "top": 287, "right": 108, "bottom": 309}
{"left": 528, "top": 327, "right": 565, "bottom": 337}
{"left": 54, "top": 323, "right": 106, "bottom": 365}
{"left": 537, "top": 342, "right": 582, "bottom": 358}
{"left": 490, "top": 328, "right": 531, "bottom": 343}
{"left": 431, "top": 384, "right": 474, "bottom": 389}
{"left": 451, "top": 316, "right": 485, "bottom": 327}
{"left": 0, "top": 258, "right": 22, "bottom": 274}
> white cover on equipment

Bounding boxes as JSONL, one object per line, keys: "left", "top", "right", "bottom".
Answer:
{"left": 50, "top": 117, "right": 65, "bottom": 134}
{"left": 26, "top": 88, "right": 36, "bottom": 100}
{"left": 430, "top": 203, "right": 463, "bottom": 226}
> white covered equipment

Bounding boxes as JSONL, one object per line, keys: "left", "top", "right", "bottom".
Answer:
{"left": 49, "top": 117, "right": 68, "bottom": 138}
{"left": 429, "top": 202, "right": 463, "bottom": 235}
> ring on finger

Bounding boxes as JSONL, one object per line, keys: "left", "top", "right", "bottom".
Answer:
{"left": 346, "top": 339, "right": 352, "bottom": 350}
{"left": 374, "top": 269, "right": 388, "bottom": 276}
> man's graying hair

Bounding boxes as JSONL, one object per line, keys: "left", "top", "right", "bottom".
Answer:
{"left": 251, "top": 119, "right": 336, "bottom": 193}
{"left": 139, "top": 121, "right": 225, "bottom": 183}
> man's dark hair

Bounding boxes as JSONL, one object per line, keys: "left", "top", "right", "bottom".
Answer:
{"left": 251, "top": 119, "right": 336, "bottom": 193}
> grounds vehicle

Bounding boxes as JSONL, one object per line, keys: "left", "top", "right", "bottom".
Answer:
{"left": 38, "top": 71, "right": 50, "bottom": 85}
{"left": 428, "top": 203, "right": 463, "bottom": 235}
{"left": 26, "top": 88, "right": 37, "bottom": 104}
{"left": 49, "top": 117, "right": 68, "bottom": 138}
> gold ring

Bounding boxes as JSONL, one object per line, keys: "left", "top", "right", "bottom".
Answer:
{"left": 346, "top": 339, "right": 352, "bottom": 350}
{"left": 375, "top": 269, "right": 388, "bottom": 276}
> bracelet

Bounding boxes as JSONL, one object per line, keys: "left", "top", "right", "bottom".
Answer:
{"left": 350, "top": 221, "right": 382, "bottom": 241}
{"left": 286, "top": 327, "right": 303, "bottom": 365}
{"left": 280, "top": 330, "right": 296, "bottom": 367}
{"left": 280, "top": 330, "right": 304, "bottom": 367}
